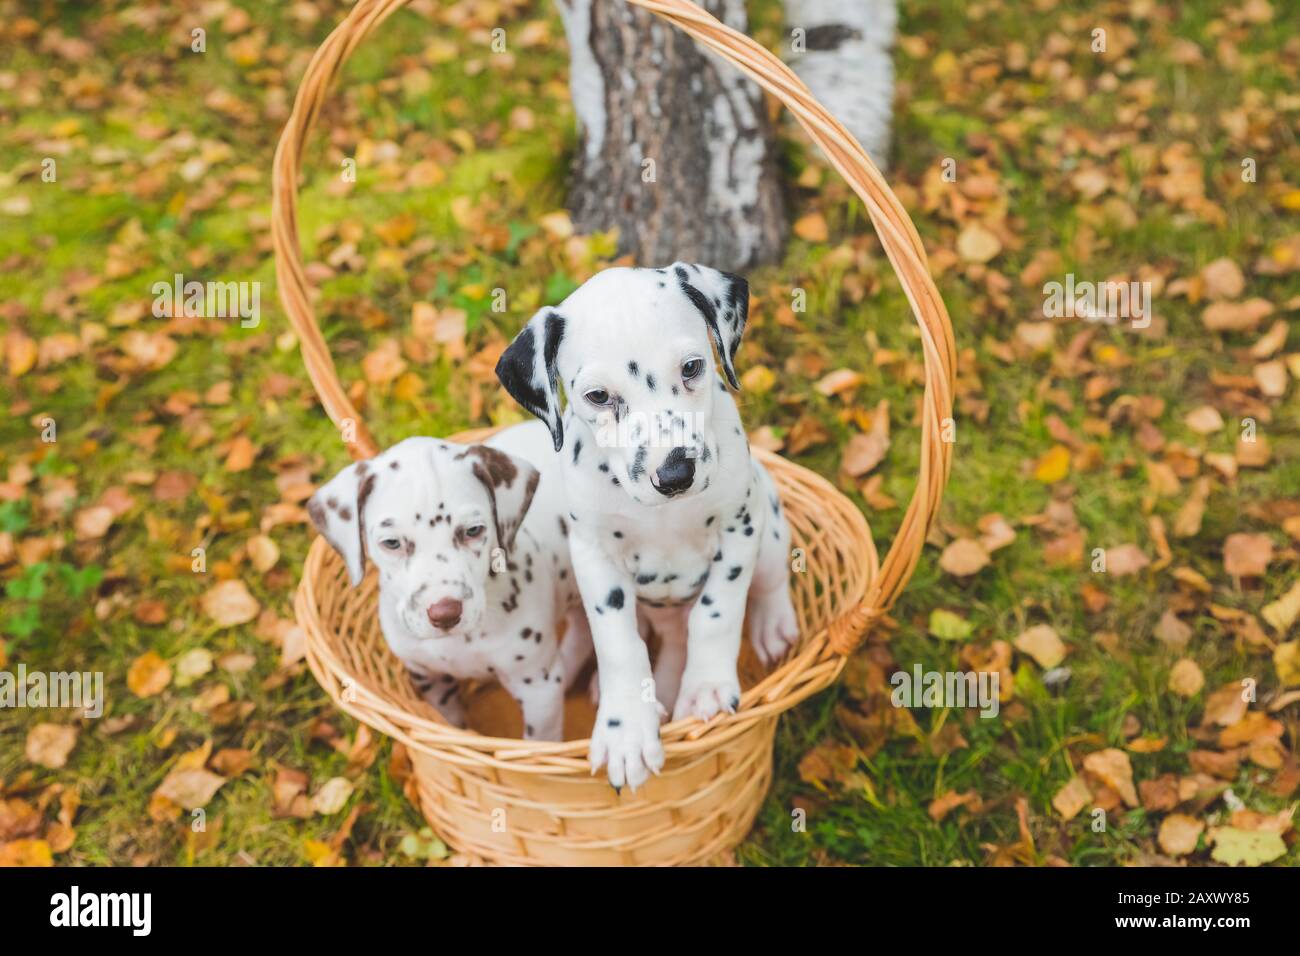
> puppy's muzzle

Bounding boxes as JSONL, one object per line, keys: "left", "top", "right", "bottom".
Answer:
{"left": 653, "top": 447, "right": 696, "bottom": 497}
{"left": 426, "top": 597, "right": 464, "bottom": 630}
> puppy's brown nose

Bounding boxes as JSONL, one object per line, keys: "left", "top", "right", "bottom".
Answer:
{"left": 426, "top": 598, "right": 463, "bottom": 630}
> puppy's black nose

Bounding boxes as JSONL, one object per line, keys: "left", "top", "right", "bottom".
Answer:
{"left": 426, "top": 598, "right": 463, "bottom": 630}
{"left": 653, "top": 447, "right": 695, "bottom": 497}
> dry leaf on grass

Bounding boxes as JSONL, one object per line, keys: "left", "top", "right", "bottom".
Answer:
{"left": 1223, "top": 533, "right": 1273, "bottom": 578}
{"left": 1183, "top": 405, "right": 1224, "bottom": 434}
{"left": 1014, "top": 624, "right": 1067, "bottom": 668}
{"left": 1203, "top": 683, "right": 1249, "bottom": 727}
{"left": 362, "top": 339, "right": 407, "bottom": 385}
{"left": 1210, "top": 827, "right": 1286, "bottom": 866}
{"left": 310, "top": 777, "right": 355, "bottom": 815}
{"left": 201, "top": 579, "right": 260, "bottom": 627}
{"left": 1158, "top": 813, "right": 1204, "bottom": 856}
{"left": 1033, "top": 445, "right": 1071, "bottom": 483}
{"left": 1169, "top": 658, "right": 1205, "bottom": 697}
{"left": 1254, "top": 360, "right": 1288, "bottom": 397}
{"left": 1200, "top": 258, "right": 1245, "bottom": 300}
{"left": 956, "top": 222, "right": 1001, "bottom": 263}
{"left": 155, "top": 767, "right": 226, "bottom": 810}
{"left": 939, "top": 538, "right": 990, "bottom": 577}
{"left": 247, "top": 534, "right": 279, "bottom": 572}
{"left": 1201, "top": 298, "right": 1273, "bottom": 332}
{"left": 792, "top": 212, "right": 828, "bottom": 242}
{"left": 1154, "top": 610, "right": 1192, "bottom": 649}
{"left": 1052, "top": 777, "right": 1092, "bottom": 820}
{"left": 174, "top": 648, "right": 214, "bottom": 688}
{"left": 25, "top": 723, "right": 78, "bottom": 769}
{"left": 1083, "top": 748, "right": 1138, "bottom": 806}
{"left": 1261, "top": 580, "right": 1300, "bottom": 633}
{"left": 0, "top": 839, "right": 53, "bottom": 867}
{"left": 1172, "top": 478, "right": 1209, "bottom": 538}
{"left": 73, "top": 506, "right": 114, "bottom": 541}
{"left": 126, "top": 651, "right": 172, "bottom": 698}
{"left": 1106, "top": 544, "right": 1150, "bottom": 577}
{"left": 977, "top": 513, "right": 1016, "bottom": 552}
{"left": 928, "top": 789, "right": 982, "bottom": 822}
{"left": 224, "top": 435, "right": 256, "bottom": 472}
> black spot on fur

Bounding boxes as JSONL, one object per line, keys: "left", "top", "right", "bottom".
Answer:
{"left": 606, "top": 587, "right": 624, "bottom": 610}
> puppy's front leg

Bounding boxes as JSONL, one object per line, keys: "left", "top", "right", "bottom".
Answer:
{"left": 408, "top": 667, "right": 466, "bottom": 727}
{"left": 570, "top": 533, "right": 664, "bottom": 791}
{"left": 502, "top": 666, "right": 566, "bottom": 742}
{"left": 673, "top": 502, "right": 764, "bottom": 722}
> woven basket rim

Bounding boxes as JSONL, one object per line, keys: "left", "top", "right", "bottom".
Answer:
{"left": 272, "top": 0, "right": 956, "bottom": 769}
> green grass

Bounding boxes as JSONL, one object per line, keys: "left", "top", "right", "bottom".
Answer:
{"left": 1, "top": 0, "right": 1297, "bottom": 866}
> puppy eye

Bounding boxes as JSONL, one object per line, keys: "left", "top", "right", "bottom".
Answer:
{"left": 682, "top": 358, "right": 705, "bottom": 381}
{"left": 584, "top": 388, "right": 612, "bottom": 408}
{"left": 462, "top": 524, "right": 486, "bottom": 540}
{"left": 379, "top": 538, "right": 401, "bottom": 551}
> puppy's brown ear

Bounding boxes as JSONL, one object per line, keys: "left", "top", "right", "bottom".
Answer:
{"left": 307, "top": 460, "right": 375, "bottom": 586}
{"left": 670, "top": 262, "right": 749, "bottom": 389}
{"left": 495, "top": 308, "right": 566, "bottom": 451}
{"left": 461, "top": 444, "right": 540, "bottom": 553}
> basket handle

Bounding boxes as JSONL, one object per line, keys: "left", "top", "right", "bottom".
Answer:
{"left": 271, "top": 0, "right": 957, "bottom": 651}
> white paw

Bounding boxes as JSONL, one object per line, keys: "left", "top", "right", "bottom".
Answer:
{"left": 749, "top": 586, "right": 799, "bottom": 666}
{"left": 589, "top": 692, "right": 665, "bottom": 792}
{"left": 673, "top": 674, "right": 741, "bottom": 722}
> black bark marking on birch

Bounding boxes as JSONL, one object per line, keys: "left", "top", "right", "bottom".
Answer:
{"left": 557, "top": 0, "right": 785, "bottom": 271}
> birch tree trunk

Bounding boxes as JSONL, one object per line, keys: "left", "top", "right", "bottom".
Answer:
{"left": 784, "top": 0, "right": 897, "bottom": 169}
{"left": 555, "top": 0, "right": 786, "bottom": 271}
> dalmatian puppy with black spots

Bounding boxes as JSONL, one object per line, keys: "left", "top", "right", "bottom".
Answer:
{"left": 496, "top": 263, "right": 800, "bottom": 790}
{"left": 307, "top": 422, "right": 591, "bottom": 742}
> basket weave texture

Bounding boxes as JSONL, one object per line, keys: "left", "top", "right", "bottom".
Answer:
{"left": 273, "top": 0, "right": 955, "bottom": 866}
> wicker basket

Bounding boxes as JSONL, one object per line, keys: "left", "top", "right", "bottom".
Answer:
{"left": 273, "top": 0, "right": 955, "bottom": 866}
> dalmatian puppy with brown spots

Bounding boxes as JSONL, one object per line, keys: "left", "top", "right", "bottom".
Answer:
{"left": 307, "top": 422, "right": 591, "bottom": 742}
{"left": 496, "top": 263, "right": 799, "bottom": 790}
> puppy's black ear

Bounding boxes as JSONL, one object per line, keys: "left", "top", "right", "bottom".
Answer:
{"left": 460, "top": 445, "right": 541, "bottom": 553}
{"left": 496, "top": 308, "right": 566, "bottom": 451}
{"left": 670, "top": 262, "right": 749, "bottom": 389}
{"left": 307, "top": 460, "right": 376, "bottom": 586}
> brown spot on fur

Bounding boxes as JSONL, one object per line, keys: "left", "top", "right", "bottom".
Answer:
{"left": 355, "top": 472, "right": 377, "bottom": 562}
{"left": 458, "top": 444, "right": 519, "bottom": 487}
{"left": 470, "top": 462, "right": 539, "bottom": 553}
{"left": 307, "top": 497, "right": 328, "bottom": 535}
